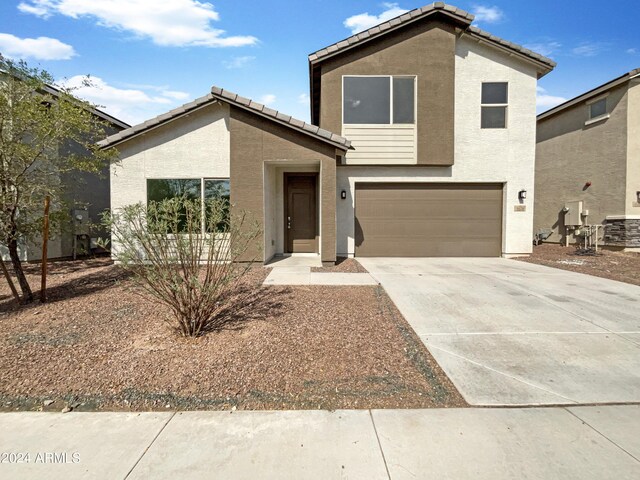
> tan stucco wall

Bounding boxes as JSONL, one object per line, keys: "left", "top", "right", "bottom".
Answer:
{"left": 535, "top": 84, "right": 629, "bottom": 243}
{"left": 229, "top": 108, "right": 337, "bottom": 262}
{"left": 317, "top": 19, "right": 456, "bottom": 166}
{"left": 626, "top": 80, "right": 640, "bottom": 215}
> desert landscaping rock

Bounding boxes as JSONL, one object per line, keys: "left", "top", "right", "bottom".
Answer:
{"left": 518, "top": 243, "right": 640, "bottom": 286}
{"left": 0, "top": 258, "right": 464, "bottom": 411}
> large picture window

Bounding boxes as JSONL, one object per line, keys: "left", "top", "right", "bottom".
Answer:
{"left": 146, "top": 178, "right": 230, "bottom": 232}
{"left": 343, "top": 76, "right": 415, "bottom": 125}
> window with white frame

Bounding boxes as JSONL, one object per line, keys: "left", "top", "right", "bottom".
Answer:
{"left": 481, "top": 82, "right": 508, "bottom": 129}
{"left": 146, "top": 178, "right": 230, "bottom": 232}
{"left": 343, "top": 76, "right": 415, "bottom": 125}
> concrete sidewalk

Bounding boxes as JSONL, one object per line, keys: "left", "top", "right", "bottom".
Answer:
{"left": 1, "top": 406, "right": 639, "bottom": 479}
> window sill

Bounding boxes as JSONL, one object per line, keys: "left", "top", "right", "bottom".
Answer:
{"left": 585, "top": 113, "right": 610, "bottom": 126}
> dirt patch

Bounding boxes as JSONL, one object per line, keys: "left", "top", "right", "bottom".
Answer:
{"left": 517, "top": 243, "right": 640, "bottom": 286}
{"left": 311, "top": 257, "right": 368, "bottom": 273}
{"left": 0, "top": 258, "right": 464, "bottom": 411}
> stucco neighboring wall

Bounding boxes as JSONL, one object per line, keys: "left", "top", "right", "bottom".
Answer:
{"left": 317, "top": 19, "right": 456, "bottom": 166}
{"left": 535, "top": 84, "right": 628, "bottom": 244}
{"left": 111, "top": 103, "right": 230, "bottom": 213}
{"left": 626, "top": 80, "right": 640, "bottom": 215}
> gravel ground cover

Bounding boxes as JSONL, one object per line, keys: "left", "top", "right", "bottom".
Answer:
{"left": 0, "top": 258, "right": 464, "bottom": 412}
{"left": 311, "top": 257, "right": 368, "bottom": 273}
{"left": 517, "top": 243, "right": 640, "bottom": 286}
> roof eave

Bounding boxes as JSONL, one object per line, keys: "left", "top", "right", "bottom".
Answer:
{"left": 537, "top": 68, "right": 640, "bottom": 121}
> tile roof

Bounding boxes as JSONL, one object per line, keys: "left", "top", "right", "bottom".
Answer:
{"left": 308, "top": 2, "right": 555, "bottom": 72}
{"left": 99, "top": 88, "right": 351, "bottom": 150}
{"left": 538, "top": 68, "right": 640, "bottom": 120}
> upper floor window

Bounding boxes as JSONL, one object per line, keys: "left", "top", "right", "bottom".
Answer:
{"left": 481, "top": 82, "right": 508, "bottom": 129}
{"left": 343, "top": 76, "right": 415, "bottom": 125}
{"left": 588, "top": 98, "right": 607, "bottom": 120}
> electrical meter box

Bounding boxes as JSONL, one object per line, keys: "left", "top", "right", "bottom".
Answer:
{"left": 72, "top": 209, "right": 90, "bottom": 236}
{"left": 564, "top": 200, "right": 583, "bottom": 227}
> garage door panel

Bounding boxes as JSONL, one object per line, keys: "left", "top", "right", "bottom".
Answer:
{"left": 355, "top": 183, "right": 503, "bottom": 257}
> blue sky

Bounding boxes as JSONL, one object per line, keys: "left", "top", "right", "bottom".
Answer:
{"left": 1, "top": 0, "right": 638, "bottom": 125}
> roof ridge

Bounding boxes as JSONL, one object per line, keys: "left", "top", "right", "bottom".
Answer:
{"left": 99, "top": 89, "right": 351, "bottom": 150}
{"left": 309, "top": 2, "right": 473, "bottom": 62}
{"left": 209, "top": 86, "right": 351, "bottom": 149}
{"left": 308, "top": 2, "right": 555, "bottom": 73}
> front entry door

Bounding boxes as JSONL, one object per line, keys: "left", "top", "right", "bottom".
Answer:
{"left": 285, "top": 174, "right": 317, "bottom": 253}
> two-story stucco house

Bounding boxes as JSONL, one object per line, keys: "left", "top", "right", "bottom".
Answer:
{"left": 101, "top": 2, "right": 555, "bottom": 263}
{"left": 535, "top": 68, "right": 640, "bottom": 250}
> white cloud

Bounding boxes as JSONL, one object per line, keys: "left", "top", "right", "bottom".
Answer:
{"left": 627, "top": 48, "right": 637, "bottom": 55}
{"left": 298, "top": 93, "right": 309, "bottom": 105}
{"left": 18, "top": 0, "right": 257, "bottom": 48}
{"left": 161, "top": 90, "right": 190, "bottom": 100}
{"left": 536, "top": 86, "right": 566, "bottom": 112}
{"left": 223, "top": 55, "right": 255, "bottom": 69}
{"left": 471, "top": 5, "right": 504, "bottom": 24}
{"left": 0, "top": 32, "right": 76, "bottom": 60}
{"left": 523, "top": 41, "right": 561, "bottom": 58}
{"left": 571, "top": 42, "right": 606, "bottom": 57}
{"left": 259, "top": 94, "right": 276, "bottom": 106}
{"left": 344, "top": 2, "right": 408, "bottom": 34}
{"left": 58, "top": 75, "right": 191, "bottom": 125}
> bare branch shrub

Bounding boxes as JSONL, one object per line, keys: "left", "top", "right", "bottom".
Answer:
{"left": 103, "top": 196, "right": 261, "bottom": 337}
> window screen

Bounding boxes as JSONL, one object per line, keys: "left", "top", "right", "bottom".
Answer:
{"left": 393, "top": 77, "right": 415, "bottom": 124}
{"left": 343, "top": 76, "right": 391, "bottom": 124}
{"left": 589, "top": 98, "right": 606, "bottom": 119}
{"left": 481, "top": 107, "right": 507, "bottom": 129}
{"left": 482, "top": 82, "right": 508, "bottom": 104}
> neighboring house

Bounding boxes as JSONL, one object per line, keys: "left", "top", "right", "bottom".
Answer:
{"left": 0, "top": 76, "right": 129, "bottom": 262}
{"left": 535, "top": 68, "right": 640, "bottom": 250}
{"left": 101, "top": 2, "right": 554, "bottom": 263}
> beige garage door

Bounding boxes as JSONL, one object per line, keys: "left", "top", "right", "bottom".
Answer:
{"left": 355, "top": 183, "right": 503, "bottom": 257}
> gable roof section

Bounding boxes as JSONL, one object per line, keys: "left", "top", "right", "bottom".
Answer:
{"left": 308, "top": 2, "right": 556, "bottom": 73}
{"left": 537, "top": 68, "right": 640, "bottom": 121}
{"left": 99, "top": 87, "right": 351, "bottom": 151}
{"left": 0, "top": 68, "right": 129, "bottom": 130}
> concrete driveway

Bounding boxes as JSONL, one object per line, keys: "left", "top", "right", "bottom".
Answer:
{"left": 358, "top": 257, "right": 640, "bottom": 406}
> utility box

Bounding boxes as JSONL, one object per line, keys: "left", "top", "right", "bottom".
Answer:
{"left": 72, "top": 209, "right": 90, "bottom": 236}
{"left": 564, "top": 200, "right": 583, "bottom": 227}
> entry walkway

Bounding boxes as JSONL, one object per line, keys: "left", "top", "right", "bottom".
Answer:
{"left": 2, "top": 406, "right": 639, "bottom": 479}
{"left": 263, "top": 255, "right": 378, "bottom": 286}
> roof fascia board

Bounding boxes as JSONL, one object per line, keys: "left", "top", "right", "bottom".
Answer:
{"left": 538, "top": 70, "right": 638, "bottom": 121}
{"left": 309, "top": 9, "right": 469, "bottom": 65}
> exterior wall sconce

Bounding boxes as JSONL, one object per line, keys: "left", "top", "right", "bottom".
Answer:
{"left": 636, "top": 191, "right": 640, "bottom": 203}
{"left": 341, "top": 190, "right": 347, "bottom": 200}
{"left": 518, "top": 189, "right": 527, "bottom": 201}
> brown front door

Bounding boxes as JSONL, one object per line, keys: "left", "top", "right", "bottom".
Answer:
{"left": 285, "top": 174, "right": 318, "bottom": 253}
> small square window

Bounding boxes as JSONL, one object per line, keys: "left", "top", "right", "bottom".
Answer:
{"left": 589, "top": 98, "right": 606, "bottom": 119}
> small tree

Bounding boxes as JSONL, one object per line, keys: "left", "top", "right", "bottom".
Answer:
{"left": 0, "top": 58, "right": 117, "bottom": 302}
{"left": 104, "top": 196, "right": 261, "bottom": 337}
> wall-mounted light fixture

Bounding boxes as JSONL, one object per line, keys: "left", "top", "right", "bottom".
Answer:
{"left": 637, "top": 191, "right": 640, "bottom": 203}
{"left": 518, "top": 189, "right": 527, "bottom": 201}
{"left": 341, "top": 190, "right": 347, "bottom": 200}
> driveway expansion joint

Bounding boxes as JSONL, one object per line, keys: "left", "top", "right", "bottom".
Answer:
{"left": 124, "top": 412, "right": 176, "bottom": 480}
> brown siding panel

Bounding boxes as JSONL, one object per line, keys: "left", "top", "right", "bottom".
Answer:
{"left": 318, "top": 20, "right": 456, "bottom": 166}
{"left": 229, "top": 107, "right": 337, "bottom": 262}
{"left": 355, "top": 183, "right": 503, "bottom": 257}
